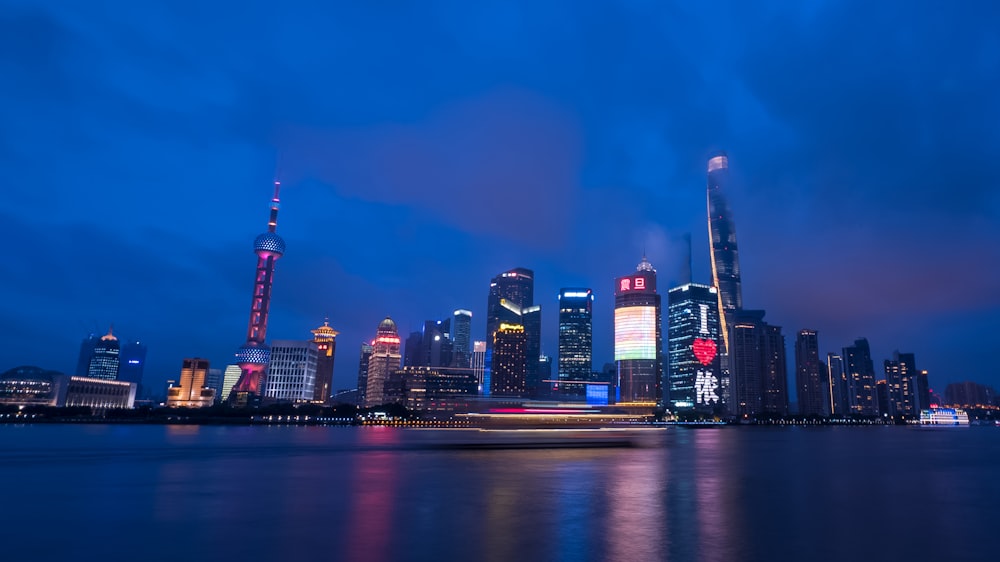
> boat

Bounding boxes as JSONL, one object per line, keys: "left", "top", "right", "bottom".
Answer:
{"left": 919, "top": 408, "right": 970, "bottom": 426}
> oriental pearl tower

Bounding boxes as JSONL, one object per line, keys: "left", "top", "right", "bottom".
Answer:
{"left": 229, "top": 181, "right": 285, "bottom": 406}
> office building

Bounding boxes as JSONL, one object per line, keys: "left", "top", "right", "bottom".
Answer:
{"left": 485, "top": 268, "right": 538, "bottom": 396}
{"left": 795, "top": 330, "right": 826, "bottom": 417}
{"left": 707, "top": 152, "right": 743, "bottom": 386}
{"left": 311, "top": 320, "right": 338, "bottom": 403}
{"left": 221, "top": 364, "right": 241, "bottom": 402}
{"left": 760, "top": 324, "right": 788, "bottom": 416}
{"left": 451, "top": 310, "right": 473, "bottom": 368}
{"left": 557, "top": 289, "right": 594, "bottom": 399}
{"left": 614, "top": 256, "right": 662, "bottom": 405}
{"left": 117, "top": 340, "right": 146, "bottom": 386}
{"left": 64, "top": 376, "right": 136, "bottom": 410}
{"left": 827, "top": 353, "right": 849, "bottom": 416}
{"left": 356, "top": 342, "right": 373, "bottom": 406}
{"left": 667, "top": 283, "right": 722, "bottom": 412}
{"left": 205, "top": 368, "right": 223, "bottom": 401}
{"left": 265, "top": 340, "right": 318, "bottom": 402}
{"left": 884, "top": 351, "right": 917, "bottom": 417}
{"left": 491, "top": 323, "right": 527, "bottom": 397}
{"left": 843, "top": 338, "right": 877, "bottom": 416}
{"left": 230, "top": 182, "right": 286, "bottom": 405}
{"left": 472, "top": 340, "right": 486, "bottom": 393}
{"left": 383, "top": 366, "right": 477, "bottom": 415}
{"left": 364, "top": 317, "right": 402, "bottom": 407}
{"left": 75, "top": 334, "right": 100, "bottom": 377}
{"left": 87, "top": 327, "right": 120, "bottom": 381}
{"left": 166, "top": 358, "right": 215, "bottom": 408}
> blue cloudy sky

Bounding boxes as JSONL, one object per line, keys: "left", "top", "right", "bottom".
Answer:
{"left": 3, "top": 0, "right": 999, "bottom": 396}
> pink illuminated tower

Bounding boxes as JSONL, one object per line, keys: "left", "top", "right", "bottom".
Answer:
{"left": 229, "top": 181, "right": 285, "bottom": 406}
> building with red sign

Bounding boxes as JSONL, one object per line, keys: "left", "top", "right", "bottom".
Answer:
{"left": 613, "top": 256, "right": 662, "bottom": 405}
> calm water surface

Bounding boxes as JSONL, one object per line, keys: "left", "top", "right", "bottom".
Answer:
{"left": 0, "top": 425, "right": 997, "bottom": 562}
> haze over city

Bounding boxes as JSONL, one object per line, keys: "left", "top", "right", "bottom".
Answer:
{"left": 3, "top": 0, "right": 998, "bottom": 395}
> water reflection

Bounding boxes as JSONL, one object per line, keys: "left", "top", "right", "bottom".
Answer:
{"left": 343, "top": 429, "right": 401, "bottom": 562}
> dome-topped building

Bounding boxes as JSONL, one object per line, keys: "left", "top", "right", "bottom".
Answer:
{"left": 364, "top": 316, "right": 402, "bottom": 407}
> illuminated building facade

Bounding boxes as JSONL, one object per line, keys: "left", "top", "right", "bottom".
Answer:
{"left": 221, "top": 364, "right": 241, "bottom": 401}
{"left": 64, "top": 376, "right": 136, "bottom": 410}
{"left": 485, "top": 268, "right": 538, "bottom": 396}
{"left": 491, "top": 323, "right": 527, "bottom": 397}
{"left": 943, "top": 381, "right": 998, "bottom": 409}
{"left": 364, "top": 317, "right": 402, "bottom": 407}
{"left": 667, "top": 283, "right": 721, "bottom": 412}
{"left": 472, "top": 340, "right": 486, "bottom": 392}
{"left": 166, "top": 358, "right": 215, "bottom": 407}
{"left": 383, "top": 366, "right": 477, "bottom": 415}
{"left": 87, "top": 327, "right": 120, "bottom": 381}
{"left": 205, "top": 368, "right": 223, "bottom": 401}
{"left": 356, "top": 342, "right": 373, "bottom": 406}
{"left": 614, "top": 256, "right": 662, "bottom": 405}
{"left": 311, "top": 320, "right": 338, "bottom": 403}
{"left": 884, "top": 351, "right": 917, "bottom": 417}
{"left": 706, "top": 152, "right": 743, "bottom": 376}
{"left": 795, "top": 330, "right": 827, "bottom": 416}
{"left": 265, "top": 340, "right": 318, "bottom": 402}
{"left": 843, "top": 338, "right": 877, "bottom": 416}
{"left": 827, "top": 353, "right": 848, "bottom": 416}
{"left": 451, "top": 310, "right": 473, "bottom": 368}
{"left": 557, "top": 289, "right": 594, "bottom": 399}
{"left": 0, "top": 366, "right": 64, "bottom": 406}
{"left": 230, "top": 182, "right": 285, "bottom": 405}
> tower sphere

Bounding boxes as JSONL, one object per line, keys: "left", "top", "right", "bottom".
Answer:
{"left": 254, "top": 232, "right": 286, "bottom": 258}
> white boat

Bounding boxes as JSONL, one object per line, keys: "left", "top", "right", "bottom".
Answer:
{"left": 919, "top": 408, "right": 970, "bottom": 426}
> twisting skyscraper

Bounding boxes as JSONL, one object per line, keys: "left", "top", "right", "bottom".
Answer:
{"left": 230, "top": 182, "right": 285, "bottom": 405}
{"left": 707, "top": 152, "right": 743, "bottom": 360}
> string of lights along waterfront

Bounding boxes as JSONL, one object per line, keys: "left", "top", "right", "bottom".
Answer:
{"left": 3, "top": 154, "right": 997, "bottom": 421}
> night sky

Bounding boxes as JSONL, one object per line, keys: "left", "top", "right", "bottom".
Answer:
{"left": 3, "top": 1, "right": 999, "bottom": 397}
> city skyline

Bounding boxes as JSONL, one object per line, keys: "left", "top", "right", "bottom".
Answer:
{"left": 3, "top": 2, "right": 998, "bottom": 396}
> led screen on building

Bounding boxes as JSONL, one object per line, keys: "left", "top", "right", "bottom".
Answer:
{"left": 614, "top": 306, "right": 657, "bottom": 361}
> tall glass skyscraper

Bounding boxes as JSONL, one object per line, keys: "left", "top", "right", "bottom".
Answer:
{"left": 485, "top": 268, "right": 539, "bottom": 398}
{"left": 826, "top": 353, "right": 848, "bottom": 416}
{"left": 614, "top": 256, "right": 662, "bottom": 405}
{"left": 451, "top": 310, "right": 473, "bottom": 368}
{"left": 75, "top": 334, "right": 100, "bottom": 377}
{"left": 843, "top": 338, "right": 877, "bottom": 416}
{"left": 118, "top": 339, "right": 147, "bottom": 389}
{"left": 667, "top": 283, "right": 722, "bottom": 412}
{"left": 707, "top": 152, "right": 743, "bottom": 354}
{"left": 557, "top": 288, "right": 593, "bottom": 398}
{"left": 87, "top": 327, "right": 120, "bottom": 381}
{"left": 795, "top": 330, "right": 826, "bottom": 417}
{"left": 356, "top": 342, "right": 373, "bottom": 406}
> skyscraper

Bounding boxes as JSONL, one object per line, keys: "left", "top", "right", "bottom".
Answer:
{"left": 205, "top": 368, "right": 223, "bottom": 402}
{"left": 264, "top": 340, "right": 319, "bottom": 402}
{"left": 451, "top": 310, "right": 473, "bottom": 368}
{"left": 843, "top": 338, "right": 877, "bottom": 416}
{"left": 730, "top": 310, "right": 765, "bottom": 417}
{"left": 75, "top": 333, "right": 100, "bottom": 377}
{"left": 485, "top": 268, "right": 537, "bottom": 396}
{"left": 614, "top": 256, "right": 662, "bottom": 405}
{"left": 230, "top": 182, "right": 285, "bottom": 405}
{"left": 472, "top": 340, "right": 486, "bottom": 393}
{"left": 117, "top": 340, "right": 147, "bottom": 390}
{"left": 760, "top": 324, "right": 788, "bottom": 417}
{"left": 827, "top": 353, "right": 849, "bottom": 416}
{"left": 884, "top": 351, "right": 917, "bottom": 417}
{"left": 311, "top": 320, "right": 338, "bottom": 403}
{"left": 166, "top": 358, "right": 214, "bottom": 408}
{"left": 221, "top": 364, "right": 241, "bottom": 402}
{"left": 557, "top": 289, "right": 594, "bottom": 399}
{"left": 356, "top": 342, "right": 373, "bottom": 406}
{"left": 667, "top": 283, "right": 722, "bottom": 412}
{"left": 87, "top": 327, "right": 120, "bottom": 381}
{"left": 706, "top": 152, "right": 743, "bottom": 361}
{"left": 491, "top": 323, "right": 527, "bottom": 397}
{"left": 795, "top": 330, "right": 826, "bottom": 417}
{"left": 364, "top": 317, "right": 402, "bottom": 407}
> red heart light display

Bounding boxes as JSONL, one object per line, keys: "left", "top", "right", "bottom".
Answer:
{"left": 692, "top": 338, "right": 717, "bottom": 366}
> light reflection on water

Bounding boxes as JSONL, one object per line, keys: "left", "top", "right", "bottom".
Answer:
{"left": 0, "top": 425, "right": 998, "bottom": 562}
